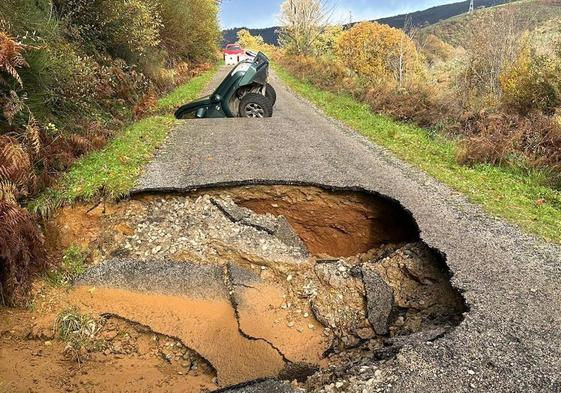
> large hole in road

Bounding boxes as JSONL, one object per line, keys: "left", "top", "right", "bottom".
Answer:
{"left": 45, "top": 185, "right": 467, "bottom": 391}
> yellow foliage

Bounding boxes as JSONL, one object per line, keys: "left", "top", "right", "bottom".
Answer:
{"left": 336, "top": 22, "right": 421, "bottom": 86}
{"left": 500, "top": 36, "right": 561, "bottom": 115}
{"left": 237, "top": 29, "right": 265, "bottom": 51}
{"left": 312, "top": 25, "right": 343, "bottom": 56}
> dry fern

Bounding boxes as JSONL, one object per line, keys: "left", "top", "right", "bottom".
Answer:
{"left": 0, "top": 201, "right": 46, "bottom": 306}
{"left": 25, "top": 114, "right": 41, "bottom": 154}
{"left": 1, "top": 90, "right": 24, "bottom": 124}
{"left": 0, "top": 136, "right": 32, "bottom": 179}
{"left": 0, "top": 181, "right": 17, "bottom": 205}
{"left": 0, "top": 31, "right": 27, "bottom": 88}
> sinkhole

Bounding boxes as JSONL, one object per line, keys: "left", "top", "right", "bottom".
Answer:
{"left": 46, "top": 185, "right": 467, "bottom": 391}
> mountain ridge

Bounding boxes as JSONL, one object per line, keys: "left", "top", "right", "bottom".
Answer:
{"left": 222, "top": 0, "right": 511, "bottom": 45}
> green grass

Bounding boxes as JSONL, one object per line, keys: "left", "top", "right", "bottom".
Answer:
{"left": 29, "top": 65, "right": 219, "bottom": 215}
{"left": 275, "top": 66, "right": 561, "bottom": 244}
{"left": 55, "top": 308, "right": 104, "bottom": 363}
{"left": 47, "top": 245, "right": 88, "bottom": 287}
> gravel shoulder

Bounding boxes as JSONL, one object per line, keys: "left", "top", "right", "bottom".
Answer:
{"left": 134, "top": 66, "right": 561, "bottom": 392}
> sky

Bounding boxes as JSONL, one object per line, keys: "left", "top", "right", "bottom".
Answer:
{"left": 220, "top": 0, "right": 462, "bottom": 29}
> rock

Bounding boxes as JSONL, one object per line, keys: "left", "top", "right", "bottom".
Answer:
{"left": 310, "top": 261, "right": 367, "bottom": 339}
{"left": 228, "top": 263, "right": 261, "bottom": 288}
{"left": 214, "top": 379, "right": 295, "bottom": 393}
{"left": 278, "top": 362, "right": 319, "bottom": 383}
{"left": 369, "top": 243, "right": 466, "bottom": 332}
{"left": 273, "top": 217, "right": 309, "bottom": 255}
{"left": 374, "top": 328, "right": 447, "bottom": 360}
{"left": 211, "top": 197, "right": 277, "bottom": 234}
{"left": 361, "top": 266, "right": 394, "bottom": 335}
{"left": 355, "top": 327, "right": 375, "bottom": 340}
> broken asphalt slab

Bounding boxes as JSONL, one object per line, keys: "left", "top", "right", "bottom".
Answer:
{"left": 213, "top": 379, "right": 295, "bottom": 393}
{"left": 78, "top": 259, "right": 231, "bottom": 299}
{"left": 133, "top": 67, "right": 561, "bottom": 391}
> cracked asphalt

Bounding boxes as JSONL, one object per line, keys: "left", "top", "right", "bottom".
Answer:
{"left": 133, "top": 66, "right": 561, "bottom": 392}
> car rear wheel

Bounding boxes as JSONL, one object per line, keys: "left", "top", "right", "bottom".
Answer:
{"left": 265, "top": 83, "right": 277, "bottom": 106}
{"left": 239, "top": 93, "right": 273, "bottom": 118}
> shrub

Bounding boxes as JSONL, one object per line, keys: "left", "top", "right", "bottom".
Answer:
{"left": 422, "top": 34, "right": 456, "bottom": 64}
{"left": 336, "top": 22, "right": 422, "bottom": 88}
{"left": 500, "top": 38, "right": 561, "bottom": 116}
{"left": 158, "top": 0, "right": 220, "bottom": 63}
{"left": 53, "top": 0, "right": 162, "bottom": 61}
{"left": 457, "top": 112, "right": 561, "bottom": 179}
{"left": 278, "top": 54, "right": 355, "bottom": 94}
{"left": 363, "top": 80, "right": 453, "bottom": 128}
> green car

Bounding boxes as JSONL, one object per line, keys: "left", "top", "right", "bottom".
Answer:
{"left": 175, "top": 52, "right": 277, "bottom": 119}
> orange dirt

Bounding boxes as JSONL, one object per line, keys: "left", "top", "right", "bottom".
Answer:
{"left": 0, "top": 335, "right": 216, "bottom": 393}
{"left": 68, "top": 286, "right": 287, "bottom": 386}
{"left": 235, "top": 283, "right": 328, "bottom": 365}
{"left": 0, "top": 307, "right": 216, "bottom": 393}
{"left": 43, "top": 202, "right": 122, "bottom": 258}
{"left": 210, "top": 185, "right": 419, "bottom": 257}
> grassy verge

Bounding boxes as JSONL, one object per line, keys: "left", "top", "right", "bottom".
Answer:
{"left": 30, "top": 65, "right": 219, "bottom": 215}
{"left": 275, "top": 66, "right": 561, "bottom": 244}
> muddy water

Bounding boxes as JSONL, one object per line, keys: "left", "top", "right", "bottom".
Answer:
{"left": 13, "top": 184, "right": 468, "bottom": 392}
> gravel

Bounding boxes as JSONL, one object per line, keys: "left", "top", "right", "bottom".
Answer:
{"left": 98, "top": 194, "right": 309, "bottom": 266}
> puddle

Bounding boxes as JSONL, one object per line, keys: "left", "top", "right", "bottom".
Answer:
{"left": 32, "top": 185, "right": 467, "bottom": 391}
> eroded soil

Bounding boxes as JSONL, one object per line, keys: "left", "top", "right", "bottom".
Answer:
{"left": 0, "top": 185, "right": 466, "bottom": 392}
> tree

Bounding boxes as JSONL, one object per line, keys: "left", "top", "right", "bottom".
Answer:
{"left": 336, "top": 22, "right": 421, "bottom": 87}
{"left": 279, "top": 0, "right": 333, "bottom": 55}
{"left": 311, "top": 24, "right": 342, "bottom": 57}
{"left": 237, "top": 29, "right": 265, "bottom": 51}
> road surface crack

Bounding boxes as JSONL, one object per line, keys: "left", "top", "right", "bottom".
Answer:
{"left": 223, "top": 263, "right": 291, "bottom": 364}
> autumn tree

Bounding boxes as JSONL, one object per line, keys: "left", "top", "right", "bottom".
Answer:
{"left": 336, "top": 22, "right": 421, "bottom": 88}
{"left": 499, "top": 35, "right": 561, "bottom": 115}
{"left": 237, "top": 29, "right": 265, "bottom": 51}
{"left": 279, "top": 0, "right": 333, "bottom": 55}
{"left": 311, "top": 24, "right": 342, "bottom": 57}
{"left": 459, "top": 7, "right": 527, "bottom": 106}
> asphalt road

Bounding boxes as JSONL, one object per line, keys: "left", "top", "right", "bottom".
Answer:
{"left": 135, "top": 66, "right": 561, "bottom": 392}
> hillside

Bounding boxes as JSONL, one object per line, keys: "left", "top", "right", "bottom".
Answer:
{"left": 222, "top": 0, "right": 511, "bottom": 46}
{"left": 375, "top": 0, "right": 509, "bottom": 28}
{"left": 223, "top": 26, "right": 281, "bottom": 45}
{"left": 424, "top": 0, "right": 561, "bottom": 46}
